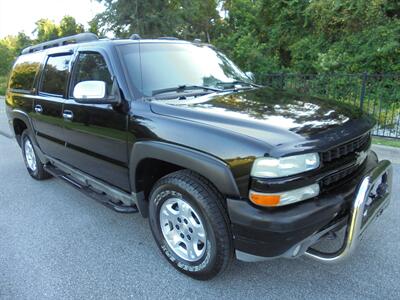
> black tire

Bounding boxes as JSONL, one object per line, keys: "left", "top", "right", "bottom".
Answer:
{"left": 148, "top": 170, "right": 233, "bottom": 280}
{"left": 21, "top": 130, "right": 52, "bottom": 180}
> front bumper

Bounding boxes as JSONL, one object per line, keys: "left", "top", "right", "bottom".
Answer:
{"left": 227, "top": 153, "right": 393, "bottom": 262}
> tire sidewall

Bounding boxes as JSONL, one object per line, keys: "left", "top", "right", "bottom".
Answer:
{"left": 21, "top": 131, "right": 39, "bottom": 178}
{"left": 149, "top": 182, "right": 221, "bottom": 277}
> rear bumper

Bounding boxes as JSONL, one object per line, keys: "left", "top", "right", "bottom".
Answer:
{"left": 227, "top": 152, "right": 393, "bottom": 261}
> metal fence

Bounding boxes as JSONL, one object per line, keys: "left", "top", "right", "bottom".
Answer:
{"left": 260, "top": 73, "right": 400, "bottom": 139}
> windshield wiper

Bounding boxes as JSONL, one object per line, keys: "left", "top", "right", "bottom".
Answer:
{"left": 152, "top": 85, "right": 223, "bottom": 96}
{"left": 216, "top": 81, "right": 262, "bottom": 89}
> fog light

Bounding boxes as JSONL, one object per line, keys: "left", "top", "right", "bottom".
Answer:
{"left": 249, "top": 184, "right": 320, "bottom": 207}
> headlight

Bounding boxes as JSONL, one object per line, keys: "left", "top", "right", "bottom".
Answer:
{"left": 251, "top": 153, "right": 320, "bottom": 178}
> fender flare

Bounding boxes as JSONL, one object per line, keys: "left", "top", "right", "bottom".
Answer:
{"left": 129, "top": 141, "right": 240, "bottom": 199}
{"left": 8, "top": 109, "right": 47, "bottom": 163}
{"left": 9, "top": 109, "right": 34, "bottom": 137}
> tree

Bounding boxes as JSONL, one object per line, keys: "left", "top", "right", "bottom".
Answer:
{"left": 94, "top": 0, "right": 182, "bottom": 38}
{"left": 177, "top": 0, "right": 220, "bottom": 43}
{"left": 0, "top": 33, "right": 32, "bottom": 77}
{"left": 34, "top": 19, "right": 59, "bottom": 42}
{"left": 59, "top": 16, "right": 84, "bottom": 37}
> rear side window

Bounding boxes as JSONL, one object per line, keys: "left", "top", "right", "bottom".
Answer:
{"left": 40, "top": 54, "right": 72, "bottom": 96}
{"left": 9, "top": 53, "right": 43, "bottom": 92}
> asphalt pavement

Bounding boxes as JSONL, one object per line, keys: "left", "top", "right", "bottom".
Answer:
{"left": 0, "top": 97, "right": 399, "bottom": 299}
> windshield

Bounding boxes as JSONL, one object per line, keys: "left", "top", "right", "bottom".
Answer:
{"left": 118, "top": 42, "right": 251, "bottom": 97}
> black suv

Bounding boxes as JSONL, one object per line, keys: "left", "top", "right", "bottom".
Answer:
{"left": 5, "top": 33, "right": 393, "bottom": 280}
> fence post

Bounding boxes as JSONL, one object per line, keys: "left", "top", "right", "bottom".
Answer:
{"left": 280, "top": 73, "right": 285, "bottom": 89}
{"left": 359, "top": 72, "right": 368, "bottom": 111}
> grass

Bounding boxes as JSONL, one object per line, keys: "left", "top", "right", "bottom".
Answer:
{"left": 372, "top": 136, "right": 400, "bottom": 148}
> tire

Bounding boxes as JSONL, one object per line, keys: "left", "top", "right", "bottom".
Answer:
{"left": 21, "top": 130, "right": 52, "bottom": 180}
{"left": 148, "top": 170, "right": 233, "bottom": 280}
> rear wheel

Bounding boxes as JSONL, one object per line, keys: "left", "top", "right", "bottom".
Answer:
{"left": 21, "top": 130, "right": 51, "bottom": 180}
{"left": 148, "top": 170, "right": 233, "bottom": 280}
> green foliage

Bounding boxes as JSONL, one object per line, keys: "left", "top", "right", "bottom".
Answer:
{"left": 34, "top": 16, "right": 85, "bottom": 42}
{"left": 94, "top": 0, "right": 181, "bottom": 38}
{"left": 373, "top": 137, "right": 400, "bottom": 148}
{"left": 93, "top": 0, "right": 399, "bottom": 76}
{"left": 95, "top": 0, "right": 220, "bottom": 41}
{"left": 34, "top": 19, "right": 59, "bottom": 42}
{"left": 1, "top": 0, "right": 399, "bottom": 96}
{"left": 59, "top": 16, "right": 84, "bottom": 37}
{"left": 0, "top": 33, "right": 32, "bottom": 78}
{"left": 0, "top": 76, "right": 7, "bottom": 95}
{"left": 0, "top": 16, "right": 86, "bottom": 80}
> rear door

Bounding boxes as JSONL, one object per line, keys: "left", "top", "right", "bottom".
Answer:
{"left": 62, "top": 50, "right": 130, "bottom": 191}
{"left": 31, "top": 53, "right": 72, "bottom": 159}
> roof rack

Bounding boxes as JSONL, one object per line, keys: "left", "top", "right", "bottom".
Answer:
{"left": 21, "top": 33, "right": 99, "bottom": 55}
{"left": 158, "top": 37, "right": 179, "bottom": 40}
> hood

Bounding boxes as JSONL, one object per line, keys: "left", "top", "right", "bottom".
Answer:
{"left": 150, "top": 87, "right": 374, "bottom": 150}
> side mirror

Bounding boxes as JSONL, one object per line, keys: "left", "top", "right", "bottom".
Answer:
{"left": 245, "top": 71, "right": 255, "bottom": 82}
{"left": 73, "top": 80, "right": 106, "bottom": 99}
{"left": 73, "top": 79, "right": 121, "bottom": 104}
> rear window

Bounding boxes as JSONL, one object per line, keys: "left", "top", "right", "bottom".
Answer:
{"left": 9, "top": 53, "right": 43, "bottom": 92}
{"left": 40, "top": 54, "right": 72, "bottom": 96}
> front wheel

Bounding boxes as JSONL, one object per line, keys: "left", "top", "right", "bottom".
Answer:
{"left": 148, "top": 170, "right": 233, "bottom": 280}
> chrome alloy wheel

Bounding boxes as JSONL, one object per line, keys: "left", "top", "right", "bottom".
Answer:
{"left": 24, "top": 138, "right": 37, "bottom": 172}
{"left": 159, "top": 197, "right": 207, "bottom": 262}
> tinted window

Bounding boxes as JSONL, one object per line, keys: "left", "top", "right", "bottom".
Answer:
{"left": 72, "top": 52, "right": 113, "bottom": 97}
{"left": 40, "top": 54, "right": 72, "bottom": 96}
{"left": 9, "top": 53, "right": 43, "bottom": 92}
{"left": 119, "top": 43, "right": 249, "bottom": 97}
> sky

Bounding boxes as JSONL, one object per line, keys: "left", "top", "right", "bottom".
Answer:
{"left": 0, "top": 0, "right": 106, "bottom": 38}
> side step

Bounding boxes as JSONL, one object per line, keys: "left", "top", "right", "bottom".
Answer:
{"left": 44, "top": 164, "right": 138, "bottom": 214}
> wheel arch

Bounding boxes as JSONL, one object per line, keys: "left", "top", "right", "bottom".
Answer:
{"left": 129, "top": 141, "right": 240, "bottom": 217}
{"left": 10, "top": 110, "right": 34, "bottom": 146}
{"left": 9, "top": 109, "right": 47, "bottom": 163}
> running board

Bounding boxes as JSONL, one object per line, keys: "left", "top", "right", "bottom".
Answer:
{"left": 44, "top": 164, "right": 138, "bottom": 214}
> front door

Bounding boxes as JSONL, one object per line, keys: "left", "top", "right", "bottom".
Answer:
{"left": 62, "top": 51, "right": 130, "bottom": 191}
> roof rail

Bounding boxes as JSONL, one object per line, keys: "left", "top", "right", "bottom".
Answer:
{"left": 158, "top": 37, "right": 179, "bottom": 40}
{"left": 21, "top": 33, "right": 99, "bottom": 55}
{"left": 130, "top": 34, "right": 141, "bottom": 40}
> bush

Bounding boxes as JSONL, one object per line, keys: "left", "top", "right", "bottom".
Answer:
{"left": 0, "top": 76, "right": 7, "bottom": 95}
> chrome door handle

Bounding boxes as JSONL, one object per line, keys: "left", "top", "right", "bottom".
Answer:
{"left": 63, "top": 110, "right": 74, "bottom": 120}
{"left": 34, "top": 104, "right": 43, "bottom": 113}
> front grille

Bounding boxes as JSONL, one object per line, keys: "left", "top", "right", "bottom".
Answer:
{"left": 321, "top": 163, "right": 361, "bottom": 187}
{"left": 322, "top": 133, "right": 371, "bottom": 163}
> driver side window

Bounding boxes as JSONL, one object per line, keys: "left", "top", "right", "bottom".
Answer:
{"left": 71, "top": 52, "right": 113, "bottom": 98}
